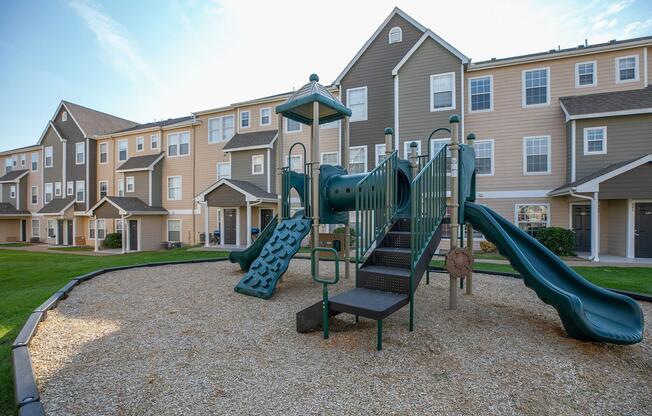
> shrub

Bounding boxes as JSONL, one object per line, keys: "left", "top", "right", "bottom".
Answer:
{"left": 103, "top": 233, "right": 122, "bottom": 249}
{"left": 333, "top": 226, "right": 356, "bottom": 238}
{"left": 479, "top": 240, "right": 496, "bottom": 253}
{"left": 534, "top": 227, "right": 576, "bottom": 257}
{"left": 29, "top": 237, "right": 40, "bottom": 244}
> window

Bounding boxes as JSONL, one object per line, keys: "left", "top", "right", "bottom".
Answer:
{"left": 389, "top": 26, "right": 402, "bottom": 44}
{"left": 118, "top": 140, "right": 128, "bottom": 162}
{"left": 31, "top": 152, "right": 38, "bottom": 171}
{"left": 523, "top": 136, "right": 551, "bottom": 174}
{"left": 167, "top": 219, "right": 181, "bottom": 242}
{"left": 430, "top": 73, "right": 455, "bottom": 111}
{"left": 523, "top": 68, "right": 549, "bottom": 106}
{"left": 320, "top": 120, "right": 339, "bottom": 129}
{"left": 469, "top": 76, "right": 492, "bottom": 112}
{"left": 347, "top": 87, "right": 368, "bottom": 121}
{"left": 4, "top": 158, "right": 11, "bottom": 173}
{"left": 474, "top": 140, "right": 494, "bottom": 176}
{"left": 99, "top": 142, "right": 108, "bottom": 164}
{"left": 75, "top": 180, "right": 85, "bottom": 202}
{"left": 126, "top": 176, "right": 134, "bottom": 192}
{"left": 31, "top": 186, "right": 37, "bottom": 205}
{"left": 47, "top": 219, "right": 56, "bottom": 238}
{"left": 45, "top": 183, "right": 53, "bottom": 204}
{"left": 168, "top": 176, "right": 182, "bottom": 200}
{"left": 240, "top": 111, "right": 250, "bottom": 129}
{"left": 321, "top": 151, "right": 339, "bottom": 166}
{"left": 404, "top": 141, "right": 423, "bottom": 160}
{"left": 430, "top": 139, "right": 452, "bottom": 172}
{"left": 516, "top": 204, "right": 549, "bottom": 235}
{"left": 260, "top": 108, "right": 271, "bottom": 126}
{"left": 62, "top": 111, "right": 67, "bottom": 122}
{"left": 575, "top": 61, "right": 596, "bottom": 87}
{"left": 252, "top": 154, "right": 265, "bottom": 175}
{"left": 168, "top": 132, "right": 190, "bottom": 156}
{"left": 54, "top": 182, "right": 62, "bottom": 197}
{"left": 285, "top": 154, "right": 302, "bottom": 172}
{"left": 9, "top": 185, "right": 16, "bottom": 199}
{"left": 375, "top": 144, "right": 386, "bottom": 166}
{"left": 151, "top": 134, "right": 159, "bottom": 150}
{"left": 99, "top": 181, "right": 108, "bottom": 198}
{"left": 11, "top": 155, "right": 16, "bottom": 167}
{"left": 66, "top": 181, "right": 73, "bottom": 196}
{"left": 285, "top": 118, "right": 302, "bottom": 133}
{"left": 20, "top": 154, "right": 26, "bottom": 167}
{"left": 349, "top": 146, "right": 367, "bottom": 174}
{"left": 90, "top": 219, "right": 106, "bottom": 240}
{"left": 31, "top": 220, "right": 40, "bottom": 238}
{"left": 44, "top": 146, "right": 53, "bottom": 167}
{"left": 217, "top": 162, "right": 231, "bottom": 180}
{"left": 616, "top": 55, "right": 638, "bottom": 82}
{"left": 116, "top": 219, "right": 123, "bottom": 234}
{"left": 583, "top": 127, "right": 607, "bottom": 155}
{"left": 118, "top": 179, "right": 125, "bottom": 197}
{"left": 76, "top": 142, "right": 85, "bottom": 164}
{"left": 208, "top": 115, "right": 235, "bottom": 143}
{"left": 136, "top": 137, "right": 144, "bottom": 152}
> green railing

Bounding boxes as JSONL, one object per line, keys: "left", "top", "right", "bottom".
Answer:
{"left": 282, "top": 143, "right": 311, "bottom": 218}
{"left": 355, "top": 150, "right": 398, "bottom": 277}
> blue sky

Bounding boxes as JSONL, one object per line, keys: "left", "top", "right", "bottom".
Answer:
{"left": 1, "top": 0, "right": 651, "bottom": 151}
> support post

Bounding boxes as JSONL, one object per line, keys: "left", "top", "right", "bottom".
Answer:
{"left": 276, "top": 114, "right": 284, "bottom": 219}
{"left": 591, "top": 192, "right": 600, "bottom": 262}
{"left": 410, "top": 142, "right": 419, "bottom": 177}
{"left": 377, "top": 320, "right": 383, "bottom": 351}
{"left": 311, "top": 101, "right": 321, "bottom": 265}
{"left": 465, "top": 133, "right": 475, "bottom": 295}
{"left": 449, "top": 115, "right": 460, "bottom": 310}
{"left": 204, "top": 202, "right": 210, "bottom": 248}
{"left": 343, "top": 116, "right": 351, "bottom": 280}
{"left": 93, "top": 216, "right": 99, "bottom": 252}
{"left": 121, "top": 215, "right": 126, "bottom": 254}
{"left": 246, "top": 201, "right": 252, "bottom": 246}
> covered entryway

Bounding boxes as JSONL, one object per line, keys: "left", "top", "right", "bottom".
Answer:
{"left": 223, "top": 209, "right": 237, "bottom": 245}
{"left": 572, "top": 204, "right": 591, "bottom": 252}
{"left": 635, "top": 203, "right": 652, "bottom": 258}
{"left": 128, "top": 220, "right": 139, "bottom": 251}
{"left": 261, "top": 208, "right": 274, "bottom": 230}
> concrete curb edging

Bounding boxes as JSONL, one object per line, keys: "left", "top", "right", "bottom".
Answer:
{"left": 11, "top": 257, "right": 230, "bottom": 415}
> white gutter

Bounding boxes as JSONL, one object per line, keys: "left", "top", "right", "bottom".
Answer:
{"left": 569, "top": 189, "right": 598, "bottom": 261}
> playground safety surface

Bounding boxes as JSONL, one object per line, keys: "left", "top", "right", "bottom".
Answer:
{"left": 29, "top": 260, "right": 651, "bottom": 415}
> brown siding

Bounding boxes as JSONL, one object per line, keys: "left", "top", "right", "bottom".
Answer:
{"left": 605, "top": 199, "right": 628, "bottom": 256}
{"left": 599, "top": 163, "right": 652, "bottom": 199}
{"left": 205, "top": 185, "right": 245, "bottom": 207}
{"left": 230, "top": 148, "right": 270, "bottom": 191}
{"left": 125, "top": 171, "right": 150, "bottom": 203}
{"left": 42, "top": 127, "right": 64, "bottom": 188}
{"left": 94, "top": 202, "right": 120, "bottom": 218}
{"left": 140, "top": 216, "right": 164, "bottom": 250}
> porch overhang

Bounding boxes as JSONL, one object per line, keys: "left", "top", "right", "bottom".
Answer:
{"left": 88, "top": 196, "right": 168, "bottom": 217}
{"left": 195, "top": 178, "right": 277, "bottom": 206}
{"left": 37, "top": 197, "right": 76, "bottom": 217}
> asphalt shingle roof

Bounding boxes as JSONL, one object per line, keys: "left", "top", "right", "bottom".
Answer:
{"left": 112, "top": 116, "right": 194, "bottom": 134}
{"left": 116, "top": 153, "right": 165, "bottom": 171}
{"left": 560, "top": 87, "right": 652, "bottom": 117}
{"left": 0, "top": 169, "right": 29, "bottom": 183}
{"left": 104, "top": 196, "right": 167, "bottom": 213}
{"left": 223, "top": 130, "right": 278, "bottom": 151}
{"left": 38, "top": 196, "right": 75, "bottom": 214}
{"left": 63, "top": 101, "right": 138, "bottom": 137}
{"left": 225, "top": 179, "right": 277, "bottom": 200}
{"left": 0, "top": 203, "right": 30, "bottom": 216}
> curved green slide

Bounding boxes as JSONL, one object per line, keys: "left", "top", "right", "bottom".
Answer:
{"left": 464, "top": 201, "right": 644, "bottom": 344}
{"left": 229, "top": 216, "right": 278, "bottom": 271}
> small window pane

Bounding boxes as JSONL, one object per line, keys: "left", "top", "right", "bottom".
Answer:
{"left": 517, "top": 205, "right": 548, "bottom": 235}
{"left": 470, "top": 77, "right": 491, "bottom": 111}
{"left": 524, "top": 69, "right": 548, "bottom": 105}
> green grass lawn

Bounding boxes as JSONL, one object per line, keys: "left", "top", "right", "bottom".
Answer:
{"left": 47, "top": 246, "right": 94, "bottom": 252}
{"left": 0, "top": 247, "right": 229, "bottom": 416}
{"left": 0, "top": 243, "right": 31, "bottom": 248}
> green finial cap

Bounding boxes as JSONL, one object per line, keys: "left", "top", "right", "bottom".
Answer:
{"left": 384, "top": 127, "right": 394, "bottom": 135}
{"left": 309, "top": 73, "right": 319, "bottom": 82}
{"left": 410, "top": 141, "right": 418, "bottom": 148}
{"left": 449, "top": 114, "right": 460, "bottom": 123}
{"left": 467, "top": 133, "right": 476, "bottom": 140}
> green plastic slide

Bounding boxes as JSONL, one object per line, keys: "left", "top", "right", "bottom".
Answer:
{"left": 229, "top": 216, "right": 279, "bottom": 271}
{"left": 464, "top": 201, "right": 643, "bottom": 344}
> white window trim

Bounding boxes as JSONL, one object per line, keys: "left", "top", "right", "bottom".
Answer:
{"left": 20, "top": 154, "right": 26, "bottom": 167}
{"left": 66, "top": 181, "right": 74, "bottom": 196}
{"left": 126, "top": 176, "right": 135, "bottom": 193}
{"left": 284, "top": 118, "right": 303, "bottom": 133}
{"left": 583, "top": 126, "right": 607, "bottom": 155}
{"left": 252, "top": 154, "right": 265, "bottom": 175}
{"left": 514, "top": 203, "right": 551, "bottom": 227}
{"left": 403, "top": 140, "right": 422, "bottom": 160}
{"left": 615, "top": 54, "right": 639, "bottom": 83}
{"left": 62, "top": 111, "right": 67, "bottom": 122}
{"left": 346, "top": 86, "right": 368, "bottom": 122}
{"left": 216, "top": 161, "right": 231, "bottom": 180}
{"left": 320, "top": 151, "right": 340, "bottom": 166}
{"left": 207, "top": 115, "right": 235, "bottom": 143}
{"left": 118, "top": 140, "right": 129, "bottom": 162}
{"left": 54, "top": 182, "right": 61, "bottom": 197}
{"left": 468, "top": 75, "right": 493, "bottom": 113}
{"left": 75, "top": 180, "right": 85, "bottom": 203}
{"left": 44, "top": 146, "right": 53, "bottom": 168}
{"left": 45, "top": 183, "right": 53, "bottom": 203}
{"left": 118, "top": 178, "right": 125, "bottom": 197}
{"left": 522, "top": 135, "right": 552, "bottom": 175}
{"left": 285, "top": 154, "right": 303, "bottom": 172}
{"left": 31, "top": 219, "right": 40, "bottom": 238}
{"left": 240, "top": 110, "right": 251, "bottom": 129}
{"left": 99, "top": 180, "right": 108, "bottom": 198}
{"left": 575, "top": 61, "right": 597, "bottom": 88}
{"left": 374, "top": 143, "right": 386, "bottom": 166}
{"left": 167, "top": 131, "right": 191, "bottom": 157}
{"left": 75, "top": 142, "right": 85, "bottom": 165}
{"left": 521, "top": 67, "right": 551, "bottom": 108}
{"left": 474, "top": 139, "right": 495, "bottom": 176}
{"left": 430, "top": 72, "right": 456, "bottom": 112}
{"left": 167, "top": 219, "right": 182, "bottom": 242}
{"left": 89, "top": 219, "right": 107, "bottom": 240}
{"left": 31, "top": 152, "right": 38, "bottom": 171}
{"left": 349, "top": 145, "right": 368, "bottom": 173}
{"left": 136, "top": 136, "right": 144, "bottom": 152}
{"left": 389, "top": 26, "right": 402, "bottom": 44}
{"left": 430, "top": 138, "right": 451, "bottom": 159}
{"left": 150, "top": 134, "right": 159, "bottom": 150}
{"left": 99, "top": 142, "right": 109, "bottom": 164}
{"left": 167, "top": 176, "right": 182, "bottom": 201}
{"left": 10, "top": 185, "right": 16, "bottom": 199}
{"left": 259, "top": 107, "right": 272, "bottom": 126}
{"left": 31, "top": 186, "right": 38, "bottom": 205}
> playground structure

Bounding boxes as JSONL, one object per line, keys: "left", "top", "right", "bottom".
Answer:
{"left": 230, "top": 74, "right": 644, "bottom": 350}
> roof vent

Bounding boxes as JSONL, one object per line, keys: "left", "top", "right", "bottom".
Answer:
{"left": 609, "top": 39, "right": 617, "bottom": 44}
{"left": 578, "top": 44, "right": 585, "bottom": 48}
{"left": 491, "top": 57, "right": 496, "bottom": 61}
{"left": 549, "top": 49, "right": 556, "bottom": 53}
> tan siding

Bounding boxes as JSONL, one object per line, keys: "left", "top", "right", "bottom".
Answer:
{"left": 606, "top": 199, "right": 628, "bottom": 256}
{"left": 0, "top": 219, "right": 20, "bottom": 242}
{"left": 140, "top": 216, "right": 165, "bottom": 250}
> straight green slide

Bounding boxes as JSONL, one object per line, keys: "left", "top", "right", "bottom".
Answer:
{"left": 464, "top": 201, "right": 644, "bottom": 344}
{"left": 229, "top": 216, "right": 278, "bottom": 271}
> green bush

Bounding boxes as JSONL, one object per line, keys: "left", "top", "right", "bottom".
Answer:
{"left": 534, "top": 227, "right": 576, "bottom": 257}
{"left": 102, "top": 232, "right": 122, "bottom": 249}
{"left": 333, "top": 226, "right": 356, "bottom": 238}
{"left": 480, "top": 240, "right": 496, "bottom": 253}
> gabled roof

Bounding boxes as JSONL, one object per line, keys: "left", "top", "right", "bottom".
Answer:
{"left": 0, "top": 203, "right": 30, "bottom": 217}
{"left": 88, "top": 196, "right": 167, "bottom": 216}
{"left": 334, "top": 7, "right": 426, "bottom": 85}
{"left": 111, "top": 116, "right": 194, "bottom": 134}
{"left": 0, "top": 169, "right": 29, "bottom": 183}
{"left": 560, "top": 87, "right": 652, "bottom": 121}
{"left": 37, "top": 196, "right": 76, "bottom": 215}
{"left": 60, "top": 101, "right": 138, "bottom": 137}
{"left": 392, "top": 30, "right": 469, "bottom": 75}
{"left": 223, "top": 130, "right": 278, "bottom": 152}
{"left": 195, "top": 178, "right": 277, "bottom": 203}
{"left": 0, "top": 145, "right": 40, "bottom": 157}
{"left": 116, "top": 152, "right": 165, "bottom": 172}
{"left": 37, "top": 121, "right": 65, "bottom": 145}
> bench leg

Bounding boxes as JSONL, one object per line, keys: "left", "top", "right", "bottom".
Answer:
{"left": 426, "top": 269, "right": 430, "bottom": 285}
{"left": 355, "top": 315, "right": 359, "bottom": 324}
{"left": 377, "top": 320, "right": 383, "bottom": 351}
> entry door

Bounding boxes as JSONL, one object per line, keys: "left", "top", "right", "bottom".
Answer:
{"left": 572, "top": 205, "right": 591, "bottom": 252}
{"left": 129, "top": 220, "right": 138, "bottom": 251}
{"left": 224, "top": 209, "right": 237, "bottom": 245}
{"left": 261, "top": 209, "right": 273, "bottom": 230}
{"left": 67, "top": 221, "right": 73, "bottom": 246}
{"left": 57, "top": 220, "right": 64, "bottom": 245}
{"left": 21, "top": 220, "right": 26, "bottom": 242}
{"left": 635, "top": 203, "right": 652, "bottom": 258}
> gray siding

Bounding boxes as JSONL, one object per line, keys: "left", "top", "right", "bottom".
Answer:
{"left": 127, "top": 171, "right": 150, "bottom": 203}
{"left": 606, "top": 199, "right": 628, "bottom": 257}
{"left": 42, "top": 127, "right": 64, "bottom": 190}
{"left": 230, "top": 148, "right": 271, "bottom": 191}
{"left": 340, "top": 13, "right": 423, "bottom": 169}
{"left": 18, "top": 177, "right": 27, "bottom": 210}
{"left": 566, "top": 122, "right": 573, "bottom": 183}
{"left": 575, "top": 114, "right": 652, "bottom": 179}
{"left": 1, "top": 183, "right": 15, "bottom": 204}
{"left": 206, "top": 185, "right": 245, "bottom": 207}
{"left": 53, "top": 106, "right": 86, "bottom": 185}
{"left": 151, "top": 162, "right": 163, "bottom": 207}
{"left": 88, "top": 139, "right": 97, "bottom": 208}
{"left": 599, "top": 163, "right": 652, "bottom": 199}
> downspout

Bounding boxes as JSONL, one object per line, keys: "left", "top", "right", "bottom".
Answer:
{"left": 569, "top": 189, "right": 598, "bottom": 261}
{"left": 191, "top": 119, "right": 197, "bottom": 245}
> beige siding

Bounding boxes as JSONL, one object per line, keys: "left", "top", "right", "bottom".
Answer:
{"left": 140, "top": 216, "right": 165, "bottom": 251}
{"left": 0, "top": 219, "right": 20, "bottom": 242}
{"left": 605, "top": 199, "right": 628, "bottom": 256}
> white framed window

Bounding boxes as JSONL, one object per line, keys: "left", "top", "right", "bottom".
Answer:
{"left": 66, "top": 181, "right": 73, "bottom": 196}
{"left": 4, "top": 158, "right": 11, "bottom": 174}
{"left": 430, "top": 138, "right": 452, "bottom": 173}
{"left": 99, "top": 142, "right": 108, "bottom": 164}
{"left": 583, "top": 127, "right": 607, "bottom": 155}
{"left": 375, "top": 144, "right": 386, "bottom": 166}
{"left": 167, "top": 176, "right": 182, "bottom": 200}
{"left": 260, "top": 107, "right": 271, "bottom": 126}
{"left": 389, "top": 26, "right": 402, "bottom": 44}
{"left": 347, "top": 87, "right": 368, "bottom": 122}
{"left": 575, "top": 61, "right": 596, "bottom": 87}
{"left": 10, "top": 185, "right": 16, "bottom": 199}
{"left": 523, "top": 136, "right": 551, "bottom": 175}
{"left": 403, "top": 141, "right": 422, "bottom": 160}
{"left": 285, "top": 118, "right": 302, "bottom": 133}
{"left": 616, "top": 55, "right": 638, "bottom": 82}
{"left": 75, "top": 142, "right": 85, "bottom": 164}
{"left": 47, "top": 219, "right": 56, "bottom": 238}
{"left": 90, "top": 219, "right": 106, "bottom": 240}
{"left": 136, "top": 137, "right": 144, "bottom": 152}
{"left": 167, "top": 219, "right": 181, "bottom": 242}
{"left": 150, "top": 134, "right": 159, "bottom": 150}
{"left": 522, "top": 68, "right": 550, "bottom": 107}
{"left": 217, "top": 162, "right": 231, "bottom": 180}
{"left": 474, "top": 139, "right": 494, "bottom": 176}
{"left": 31, "top": 152, "right": 38, "bottom": 171}
{"left": 349, "top": 146, "right": 367, "bottom": 174}
{"left": 430, "top": 72, "right": 456, "bottom": 111}
{"left": 469, "top": 76, "right": 492, "bottom": 112}
{"left": 516, "top": 204, "right": 549, "bottom": 235}
{"left": 31, "top": 186, "right": 38, "bottom": 205}
{"left": 118, "top": 140, "right": 128, "bottom": 162}
{"left": 20, "top": 154, "right": 26, "bottom": 167}
{"left": 44, "top": 146, "right": 53, "bottom": 168}
{"left": 321, "top": 151, "right": 339, "bottom": 166}
{"left": 99, "top": 181, "right": 108, "bottom": 199}
{"left": 45, "top": 183, "right": 53, "bottom": 204}
{"left": 320, "top": 120, "right": 339, "bottom": 129}
{"left": 54, "top": 182, "right": 62, "bottom": 197}
{"left": 240, "top": 110, "right": 250, "bottom": 129}
{"left": 62, "top": 111, "right": 67, "bottom": 122}
{"left": 252, "top": 154, "right": 265, "bottom": 175}
{"left": 285, "top": 154, "right": 302, "bottom": 172}
{"left": 208, "top": 115, "right": 235, "bottom": 143}
{"left": 116, "top": 219, "right": 123, "bottom": 234}
{"left": 11, "top": 155, "right": 16, "bottom": 167}
{"left": 31, "top": 219, "right": 40, "bottom": 238}
{"left": 118, "top": 179, "right": 125, "bottom": 197}
{"left": 168, "top": 132, "right": 190, "bottom": 156}
{"left": 75, "top": 180, "right": 85, "bottom": 202}
{"left": 126, "top": 176, "right": 134, "bottom": 192}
